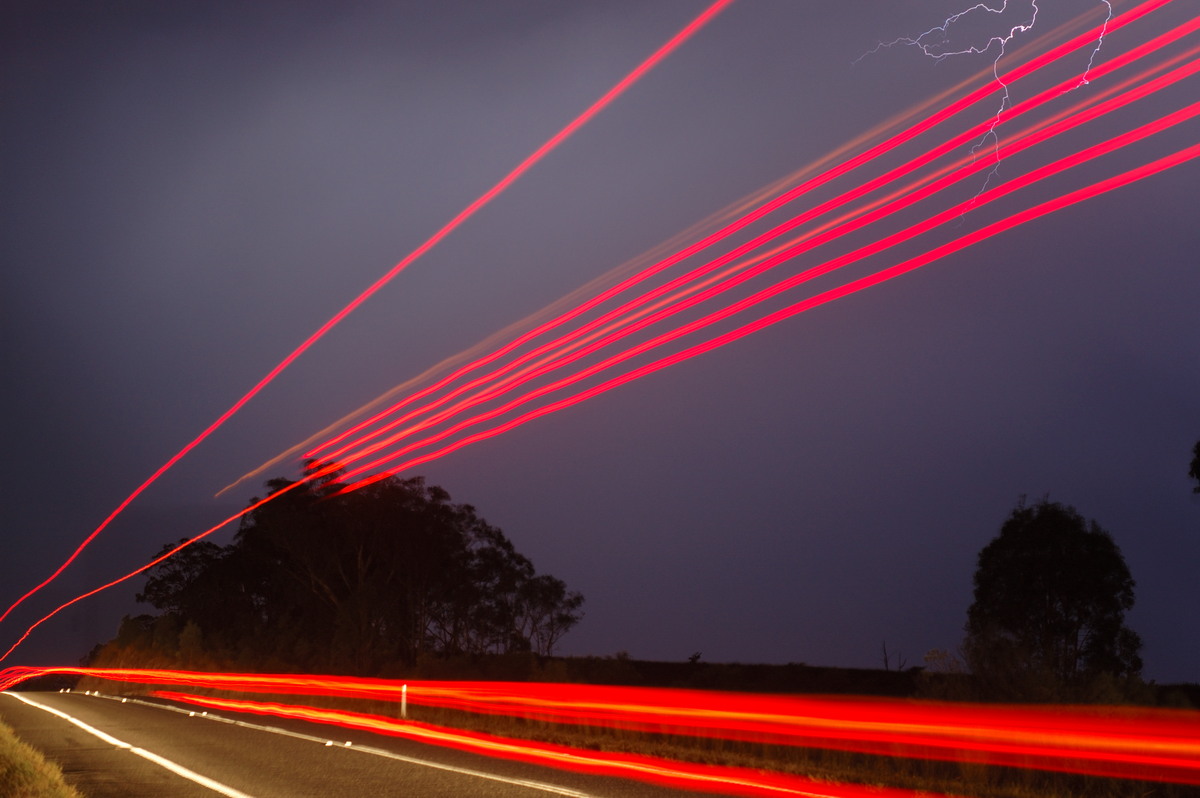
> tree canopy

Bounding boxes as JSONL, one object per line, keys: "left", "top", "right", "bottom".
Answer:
{"left": 964, "top": 499, "right": 1141, "bottom": 701}
{"left": 126, "top": 464, "right": 583, "bottom": 674}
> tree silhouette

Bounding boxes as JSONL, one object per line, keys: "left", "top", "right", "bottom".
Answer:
{"left": 964, "top": 499, "right": 1141, "bottom": 701}
{"left": 135, "top": 464, "right": 583, "bottom": 673}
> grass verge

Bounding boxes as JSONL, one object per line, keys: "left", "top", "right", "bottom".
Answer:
{"left": 0, "top": 714, "right": 81, "bottom": 798}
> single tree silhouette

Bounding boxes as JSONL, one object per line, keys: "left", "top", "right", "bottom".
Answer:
{"left": 964, "top": 499, "right": 1141, "bottom": 701}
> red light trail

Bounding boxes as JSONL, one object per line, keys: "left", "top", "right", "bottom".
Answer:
{"left": 8, "top": 79, "right": 1171, "bottom": 655}
{"left": 336, "top": 134, "right": 1200, "bottom": 492}
{"left": 3, "top": 667, "right": 1198, "bottom": 788}
{"left": 0, "top": 481, "right": 312, "bottom": 664}
{"left": 288, "top": 5, "right": 1187, "bottom": 473}
{"left": 226, "top": 0, "right": 1116, "bottom": 493}
{"left": 300, "top": 0, "right": 1169, "bottom": 468}
{"left": 2, "top": 9, "right": 1196, "bottom": 796}
{"left": 0, "top": 0, "right": 734, "bottom": 631}
{"left": 148, "top": 691, "right": 932, "bottom": 798}
{"left": 324, "top": 82, "right": 1200, "bottom": 487}
{"left": 2, "top": 0, "right": 1195, "bottom": 668}
{"left": 311, "top": 37, "right": 1200, "bottom": 485}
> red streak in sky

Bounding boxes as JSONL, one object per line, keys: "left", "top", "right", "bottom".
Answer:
{"left": 3, "top": 0, "right": 1192, "bottom": 661}
{"left": 330, "top": 88, "right": 1200, "bottom": 487}
{"left": 339, "top": 130, "right": 1200, "bottom": 491}
{"left": 0, "top": 0, "right": 734, "bottom": 632}
{"left": 0, "top": 481, "right": 306, "bottom": 664}
{"left": 317, "top": 41, "right": 1200, "bottom": 477}
{"left": 14, "top": 83, "right": 1174, "bottom": 647}
{"left": 304, "top": 1, "right": 1160, "bottom": 464}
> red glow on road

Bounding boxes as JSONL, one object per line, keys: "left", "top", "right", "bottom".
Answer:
{"left": 4, "top": 667, "right": 1198, "bottom": 788}
{"left": 150, "top": 690, "right": 941, "bottom": 798}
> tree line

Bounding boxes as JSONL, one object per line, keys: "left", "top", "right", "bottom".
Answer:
{"left": 90, "top": 440, "right": 1199, "bottom": 692}
{"left": 92, "top": 464, "right": 583, "bottom": 675}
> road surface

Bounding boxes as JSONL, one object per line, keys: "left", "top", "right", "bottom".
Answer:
{"left": 1, "top": 690, "right": 702, "bottom": 797}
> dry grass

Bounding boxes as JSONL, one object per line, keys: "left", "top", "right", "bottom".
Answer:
{"left": 0, "top": 716, "right": 81, "bottom": 798}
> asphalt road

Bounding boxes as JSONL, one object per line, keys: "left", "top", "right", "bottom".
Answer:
{"left": 0, "top": 691, "right": 703, "bottom": 797}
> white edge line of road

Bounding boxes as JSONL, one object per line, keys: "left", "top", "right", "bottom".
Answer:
{"left": 4, "top": 691, "right": 255, "bottom": 798}
{"left": 85, "top": 691, "right": 593, "bottom": 798}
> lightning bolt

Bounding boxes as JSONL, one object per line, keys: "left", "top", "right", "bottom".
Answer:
{"left": 867, "top": 1, "right": 1041, "bottom": 198}
{"left": 859, "top": 1, "right": 1116, "bottom": 200}
{"left": 1079, "top": 2, "right": 1115, "bottom": 85}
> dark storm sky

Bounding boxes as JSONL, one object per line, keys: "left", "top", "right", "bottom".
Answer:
{"left": 3, "top": 0, "right": 1198, "bottom": 682}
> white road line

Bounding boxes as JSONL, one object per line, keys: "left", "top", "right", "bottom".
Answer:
{"left": 88, "top": 692, "right": 592, "bottom": 797}
{"left": 5, "top": 692, "right": 255, "bottom": 798}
